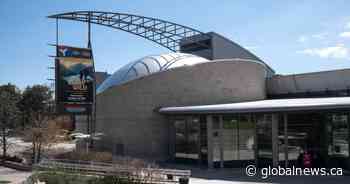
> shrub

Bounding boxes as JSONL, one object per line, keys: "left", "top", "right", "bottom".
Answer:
{"left": 55, "top": 151, "right": 113, "bottom": 163}
{"left": 0, "top": 155, "right": 23, "bottom": 163}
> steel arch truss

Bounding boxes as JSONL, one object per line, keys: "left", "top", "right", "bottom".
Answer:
{"left": 48, "top": 11, "right": 210, "bottom": 52}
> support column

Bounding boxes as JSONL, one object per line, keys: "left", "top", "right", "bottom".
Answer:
{"left": 206, "top": 115, "right": 214, "bottom": 169}
{"left": 253, "top": 114, "right": 258, "bottom": 167}
{"left": 272, "top": 114, "right": 279, "bottom": 167}
{"left": 283, "top": 113, "right": 288, "bottom": 168}
{"left": 168, "top": 117, "right": 176, "bottom": 161}
{"left": 219, "top": 115, "right": 224, "bottom": 168}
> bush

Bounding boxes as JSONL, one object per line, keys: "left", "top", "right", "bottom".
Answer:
{"left": 55, "top": 151, "right": 113, "bottom": 163}
{"left": 0, "top": 155, "right": 23, "bottom": 163}
{"left": 29, "top": 172, "right": 95, "bottom": 184}
{"left": 29, "top": 172, "right": 144, "bottom": 184}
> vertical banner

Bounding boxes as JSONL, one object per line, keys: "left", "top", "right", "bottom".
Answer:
{"left": 56, "top": 45, "right": 94, "bottom": 114}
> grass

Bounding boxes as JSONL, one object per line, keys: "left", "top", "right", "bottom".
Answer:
{"left": 0, "top": 181, "right": 11, "bottom": 184}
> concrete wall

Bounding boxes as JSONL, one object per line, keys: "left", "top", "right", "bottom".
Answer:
{"left": 180, "top": 32, "right": 275, "bottom": 77}
{"left": 94, "top": 59, "right": 267, "bottom": 161}
{"left": 267, "top": 69, "right": 350, "bottom": 95}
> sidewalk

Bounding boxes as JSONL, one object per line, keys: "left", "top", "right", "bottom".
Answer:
{"left": 0, "top": 166, "right": 31, "bottom": 184}
{"left": 162, "top": 164, "right": 350, "bottom": 184}
{"left": 189, "top": 168, "right": 350, "bottom": 184}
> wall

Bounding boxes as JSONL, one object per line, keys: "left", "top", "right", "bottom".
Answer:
{"left": 267, "top": 69, "right": 350, "bottom": 95}
{"left": 94, "top": 59, "right": 267, "bottom": 161}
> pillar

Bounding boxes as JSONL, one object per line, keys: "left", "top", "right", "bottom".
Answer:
{"left": 272, "top": 114, "right": 279, "bottom": 167}
{"left": 206, "top": 115, "right": 214, "bottom": 169}
{"left": 283, "top": 113, "right": 288, "bottom": 168}
{"left": 219, "top": 115, "right": 224, "bottom": 168}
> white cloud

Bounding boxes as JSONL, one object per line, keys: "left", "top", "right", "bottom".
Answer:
{"left": 346, "top": 22, "right": 350, "bottom": 29}
{"left": 339, "top": 32, "right": 350, "bottom": 38}
{"left": 311, "top": 32, "right": 327, "bottom": 39}
{"left": 297, "top": 33, "right": 327, "bottom": 43}
{"left": 297, "top": 44, "right": 350, "bottom": 60}
{"left": 297, "top": 36, "right": 308, "bottom": 43}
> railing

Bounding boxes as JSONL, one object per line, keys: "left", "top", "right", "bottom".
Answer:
{"left": 35, "top": 159, "right": 190, "bottom": 184}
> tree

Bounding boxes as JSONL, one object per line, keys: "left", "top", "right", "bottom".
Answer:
{"left": 17, "top": 84, "right": 57, "bottom": 164}
{"left": 18, "top": 85, "right": 53, "bottom": 128}
{"left": 0, "top": 83, "right": 21, "bottom": 162}
{"left": 24, "top": 112, "right": 62, "bottom": 164}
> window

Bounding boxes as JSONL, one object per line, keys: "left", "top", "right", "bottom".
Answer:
{"left": 327, "top": 114, "right": 349, "bottom": 157}
{"left": 175, "top": 117, "right": 200, "bottom": 160}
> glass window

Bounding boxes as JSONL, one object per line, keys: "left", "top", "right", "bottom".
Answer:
{"left": 222, "top": 115, "right": 239, "bottom": 162}
{"left": 212, "top": 116, "right": 221, "bottom": 162}
{"left": 221, "top": 115, "right": 255, "bottom": 167}
{"left": 187, "top": 117, "right": 200, "bottom": 159}
{"left": 175, "top": 119, "right": 187, "bottom": 158}
{"left": 327, "top": 114, "right": 349, "bottom": 157}
{"left": 238, "top": 115, "right": 255, "bottom": 162}
{"left": 174, "top": 117, "right": 200, "bottom": 160}
{"left": 257, "top": 114, "right": 273, "bottom": 167}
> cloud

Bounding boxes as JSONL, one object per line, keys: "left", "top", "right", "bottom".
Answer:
{"left": 346, "top": 22, "right": 350, "bottom": 29}
{"left": 297, "top": 36, "right": 308, "bottom": 43}
{"left": 297, "top": 33, "right": 327, "bottom": 43}
{"left": 297, "top": 44, "right": 350, "bottom": 60}
{"left": 339, "top": 32, "right": 350, "bottom": 38}
{"left": 311, "top": 33, "right": 327, "bottom": 39}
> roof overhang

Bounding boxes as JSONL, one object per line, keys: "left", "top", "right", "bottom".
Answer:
{"left": 159, "top": 97, "right": 350, "bottom": 115}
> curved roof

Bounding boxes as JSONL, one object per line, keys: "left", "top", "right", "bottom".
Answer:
{"left": 97, "top": 53, "right": 209, "bottom": 93}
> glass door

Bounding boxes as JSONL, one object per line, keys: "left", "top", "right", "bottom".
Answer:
{"left": 256, "top": 114, "right": 273, "bottom": 167}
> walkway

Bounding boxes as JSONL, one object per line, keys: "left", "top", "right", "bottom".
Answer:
{"left": 0, "top": 166, "right": 31, "bottom": 184}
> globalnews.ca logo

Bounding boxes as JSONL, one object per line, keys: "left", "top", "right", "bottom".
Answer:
{"left": 245, "top": 165, "right": 343, "bottom": 179}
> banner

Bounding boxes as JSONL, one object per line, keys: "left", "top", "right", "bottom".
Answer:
{"left": 56, "top": 45, "right": 94, "bottom": 114}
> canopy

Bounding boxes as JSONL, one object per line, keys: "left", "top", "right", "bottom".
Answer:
{"left": 159, "top": 97, "right": 350, "bottom": 114}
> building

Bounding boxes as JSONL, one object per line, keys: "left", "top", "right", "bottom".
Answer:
{"left": 78, "top": 32, "right": 350, "bottom": 170}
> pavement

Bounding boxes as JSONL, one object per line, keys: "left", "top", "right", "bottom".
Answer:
{"left": 189, "top": 168, "right": 350, "bottom": 184}
{"left": 160, "top": 163, "right": 350, "bottom": 184}
{"left": 0, "top": 166, "right": 31, "bottom": 184}
{"left": 1, "top": 165, "right": 349, "bottom": 184}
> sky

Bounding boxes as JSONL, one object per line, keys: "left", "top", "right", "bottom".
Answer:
{"left": 1, "top": 0, "right": 350, "bottom": 89}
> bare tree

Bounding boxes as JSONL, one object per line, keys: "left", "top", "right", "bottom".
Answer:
{"left": 24, "top": 112, "right": 62, "bottom": 164}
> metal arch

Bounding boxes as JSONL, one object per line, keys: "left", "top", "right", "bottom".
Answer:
{"left": 48, "top": 11, "right": 211, "bottom": 52}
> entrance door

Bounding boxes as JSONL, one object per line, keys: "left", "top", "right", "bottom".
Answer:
{"left": 174, "top": 117, "right": 200, "bottom": 164}
{"left": 283, "top": 113, "right": 324, "bottom": 167}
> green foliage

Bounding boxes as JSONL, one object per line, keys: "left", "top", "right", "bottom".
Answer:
{"left": 30, "top": 171, "right": 95, "bottom": 184}
{"left": 18, "top": 85, "right": 53, "bottom": 115}
{"left": 0, "top": 83, "right": 21, "bottom": 158}
{"left": 56, "top": 151, "right": 113, "bottom": 162}
{"left": 29, "top": 172, "right": 143, "bottom": 184}
{"left": 88, "top": 175, "right": 142, "bottom": 184}
{"left": 0, "top": 83, "right": 21, "bottom": 127}
{"left": 0, "top": 181, "right": 11, "bottom": 184}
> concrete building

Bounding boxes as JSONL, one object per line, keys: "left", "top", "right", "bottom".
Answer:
{"left": 77, "top": 32, "right": 350, "bottom": 170}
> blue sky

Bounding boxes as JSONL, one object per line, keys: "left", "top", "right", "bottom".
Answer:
{"left": 1, "top": 0, "right": 350, "bottom": 89}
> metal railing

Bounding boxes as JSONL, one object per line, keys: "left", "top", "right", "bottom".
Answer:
{"left": 35, "top": 159, "right": 191, "bottom": 184}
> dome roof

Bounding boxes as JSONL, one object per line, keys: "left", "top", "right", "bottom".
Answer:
{"left": 97, "top": 53, "right": 209, "bottom": 93}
